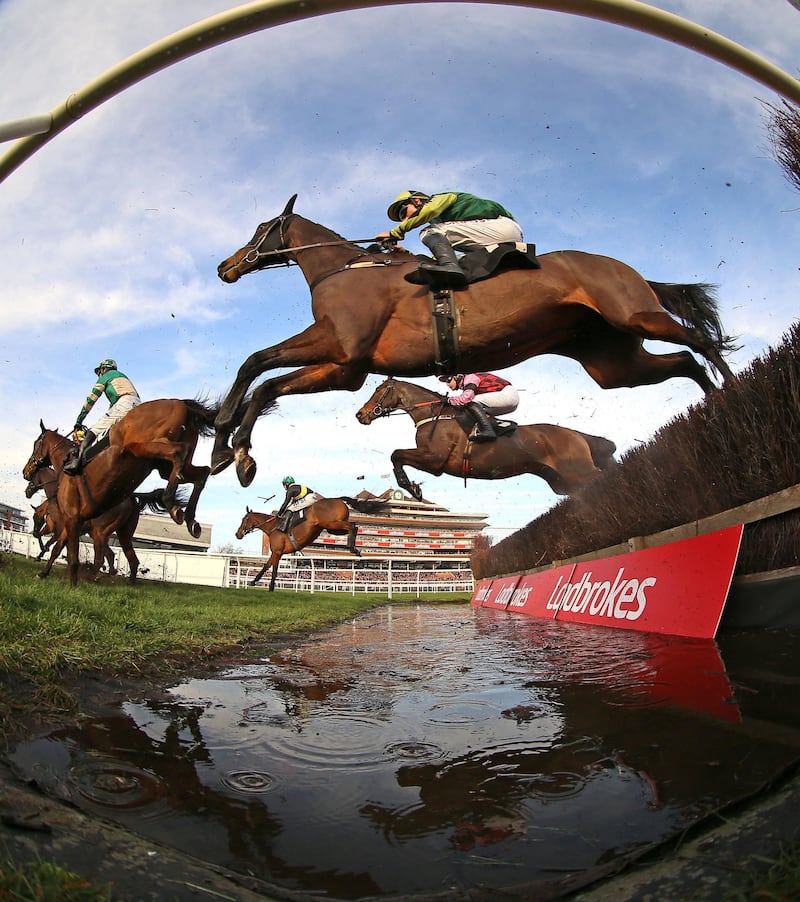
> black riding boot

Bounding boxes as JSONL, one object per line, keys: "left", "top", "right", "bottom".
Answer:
{"left": 414, "top": 233, "right": 467, "bottom": 288}
{"left": 467, "top": 403, "right": 496, "bottom": 442}
{"left": 279, "top": 511, "right": 293, "bottom": 533}
{"left": 63, "top": 430, "right": 96, "bottom": 474}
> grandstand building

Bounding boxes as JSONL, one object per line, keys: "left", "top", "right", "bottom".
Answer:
{"left": 234, "top": 487, "right": 488, "bottom": 592}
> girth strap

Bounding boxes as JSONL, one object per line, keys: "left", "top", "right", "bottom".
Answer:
{"left": 430, "top": 289, "right": 460, "bottom": 374}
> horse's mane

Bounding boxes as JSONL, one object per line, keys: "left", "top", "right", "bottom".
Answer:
{"left": 389, "top": 378, "right": 446, "bottom": 402}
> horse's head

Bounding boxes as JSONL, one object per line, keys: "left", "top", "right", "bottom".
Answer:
{"left": 356, "top": 378, "right": 401, "bottom": 425}
{"left": 235, "top": 506, "right": 256, "bottom": 540}
{"left": 23, "top": 422, "right": 73, "bottom": 480}
{"left": 218, "top": 194, "right": 298, "bottom": 283}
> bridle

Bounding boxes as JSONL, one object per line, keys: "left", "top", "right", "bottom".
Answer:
{"left": 232, "top": 214, "right": 379, "bottom": 271}
{"left": 26, "top": 432, "right": 73, "bottom": 476}
{"left": 367, "top": 380, "right": 451, "bottom": 430}
{"left": 226, "top": 214, "right": 400, "bottom": 287}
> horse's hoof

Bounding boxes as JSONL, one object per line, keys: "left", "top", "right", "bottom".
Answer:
{"left": 236, "top": 455, "right": 257, "bottom": 488}
{"left": 171, "top": 508, "right": 185, "bottom": 526}
{"left": 210, "top": 450, "right": 234, "bottom": 476}
{"left": 188, "top": 520, "right": 202, "bottom": 539}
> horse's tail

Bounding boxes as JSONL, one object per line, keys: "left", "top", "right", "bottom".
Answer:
{"left": 582, "top": 434, "right": 617, "bottom": 472}
{"left": 182, "top": 397, "right": 222, "bottom": 437}
{"left": 648, "top": 281, "right": 738, "bottom": 354}
{"left": 340, "top": 497, "right": 389, "bottom": 514}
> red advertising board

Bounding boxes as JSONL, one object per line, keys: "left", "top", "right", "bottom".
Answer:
{"left": 471, "top": 524, "right": 743, "bottom": 638}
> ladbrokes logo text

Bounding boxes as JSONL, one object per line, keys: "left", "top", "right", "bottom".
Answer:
{"left": 510, "top": 568, "right": 657, "bottom": 621}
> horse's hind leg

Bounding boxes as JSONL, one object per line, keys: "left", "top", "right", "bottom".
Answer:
{"left": 178, "top": 462, "right": 210, "bottom": 539}
{"left": 570, "top": 330, "right": 716, "bottom": 393}
{"left": 329, "top": 520, "right": 360, "bottom": 555}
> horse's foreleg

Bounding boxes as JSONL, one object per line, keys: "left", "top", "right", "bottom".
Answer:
{"left": 250, "top": 553, "right": 274, "bottom": 587}
{"left": 120, "top": 543, "right": 139, "bottom": 583}
{"left": 213, "top": 325, "right": 345, "bottom": 474}
{"left": 391, "top": 448, "right": 451, "bottom": 501}
{"left": 38, "top": 531, "right": 66, "bottom": 579}
{"left": 230, "top": 363, "right": 368, "bottom": 487}
{"left": 251, "top": 563, "right": 269, "bottom": 586}
{"left": 66, "top": 525, "right": 81, "bottom": 588}
{"left": 391, "top": 453, "right": 419, "bottom": 500}
{"left": 268, "top": 556, "right": 281, "bottom": 592}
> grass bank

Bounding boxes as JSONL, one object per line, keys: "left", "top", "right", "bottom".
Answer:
{"left": 0, "top": 553, "right": 467, "bottom": 744}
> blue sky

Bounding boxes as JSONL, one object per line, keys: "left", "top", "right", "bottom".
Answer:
{"left": 1, "top": 0, "right": 799, "bottom": 552}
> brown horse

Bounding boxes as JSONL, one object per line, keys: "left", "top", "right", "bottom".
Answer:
{"left": 235, "top": 496, "right": 386, "bottom": 590}
{"left": 31, "top": 489, "right": 180, "bottom": 581}
{"left": 23, "top": 398, "right": 218, "bottom": 586}
{"left": 213, "top": 195, "right": 735, "bottom": 487}
{"left": 356, "top": 378, "right": 617, "bottom": 499}
{"left": 26, "top": 465, "right": 61, "bottom": 558}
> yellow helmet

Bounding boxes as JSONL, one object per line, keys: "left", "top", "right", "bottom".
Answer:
{"left": 387, "top": 190, "right": 430, "bottom": 222}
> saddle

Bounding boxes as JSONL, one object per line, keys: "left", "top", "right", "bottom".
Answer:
{"left": 406, "top": 242, "right": 540, "bottom": 290}
{"left": 64, "top": 432, "right": 110, "bottom": 467}
{"left": 85, "top": 433, "right": 110, "bottom": 464}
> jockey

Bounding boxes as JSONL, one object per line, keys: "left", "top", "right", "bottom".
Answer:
{"left": 63, "top": 358, "right": 142, "bottom": 475}
{"left": 438, "top": 372, "right": 519, "bottom": 442}
{"left": 376, "top": 190, "right": 523, "bottom": 287}
{"left": 275, "top": 476, "right": 322, "bottom": 533}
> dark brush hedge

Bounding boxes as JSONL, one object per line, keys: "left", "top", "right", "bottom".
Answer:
{"left": 472, "top": 321, "right": 800, "bottom": 580}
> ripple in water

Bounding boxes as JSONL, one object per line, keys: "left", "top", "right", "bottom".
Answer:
{"left": 383, "top": 739, "right": 444, "bottom": 761}
{"left": 71, "top": 763, "right": 166, "bottom": 809}
{"left": 267, "top": 711, "right": 388, "bottom": 769}
{"left": 220, "top": 770, "right": 277, "bottom": 794}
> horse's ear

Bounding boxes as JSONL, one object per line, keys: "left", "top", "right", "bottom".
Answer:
{"left": 283, "top": 194, "right": 297, "bottom": 215}
{"left": 246, "top": 505, "right": 251, "bottom": 513}
{"left": 39, "top": 419, "right": 45, "bottom": 433}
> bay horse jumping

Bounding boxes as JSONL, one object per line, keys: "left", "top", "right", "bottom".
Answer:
{"left": 356, "top": 378, "right": 617, "bottom": 499}
{"left": 23, "top": 398, "right": 218, "bottom": 586}
{"left": 213, "top": 195, "right": 735, "bottom": 487}
{"left": 235, "top": 496, "right": 386, "bottom": 590}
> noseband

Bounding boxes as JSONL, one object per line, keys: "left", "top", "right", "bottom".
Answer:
{"left": 368, "top": 381, "right": 398, "bottom": 418}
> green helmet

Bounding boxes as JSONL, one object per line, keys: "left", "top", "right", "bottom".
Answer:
{"left": 94, "top": 358, "right": 117, "bottom": 375}
{"left": 282, "top": 476, "right": 295, "bottom": 486}
{"left": 387, "top": 190, "right": 430, "bottom": 222}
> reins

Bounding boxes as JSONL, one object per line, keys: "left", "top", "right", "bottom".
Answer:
{"left": 233, "top": 213, "right": 401, "bottom": 287}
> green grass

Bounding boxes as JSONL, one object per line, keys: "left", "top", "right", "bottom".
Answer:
{"left": 0, "top": 858, "right": 112, "bottom": 901}
{"left": 0, "top": 553, "right": 467, "bottom": 736}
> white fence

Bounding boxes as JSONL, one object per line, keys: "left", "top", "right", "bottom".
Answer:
{"left": 3, "top": 528, "right": 475, "bottom": 597}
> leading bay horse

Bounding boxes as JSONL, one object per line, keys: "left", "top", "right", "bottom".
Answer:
{"left": 356, "top": 378, "right": 617, "bottom": 499}
{"left": 23, "top": 398, "right": 218, "bottom": 586}
{"left": 235, "top": 496, "right": 386, "bottom": 590}
{"left": 213, "top": 195, "right": 735, "bottom": 487}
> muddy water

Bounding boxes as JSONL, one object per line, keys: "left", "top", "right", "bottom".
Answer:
{"left": 9, "top": 605, "right": 800, "bottom": 900}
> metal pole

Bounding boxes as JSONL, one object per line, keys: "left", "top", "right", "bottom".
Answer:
{"left": 0, "top": 115, "right": 51, "bottom": 144}
{"left": 0, "top": 0, "right": 798, "bottom": 186}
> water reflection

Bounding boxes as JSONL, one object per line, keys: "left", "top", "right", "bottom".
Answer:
{"left": 8, "top": 606, "right": 800, "bottom": 900}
